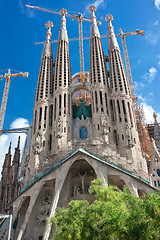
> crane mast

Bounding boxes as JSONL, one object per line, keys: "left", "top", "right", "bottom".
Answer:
{"left": 0, "top": 69, "right": 28, "bottom": 135}
{"left": 119, "top": 28, "right": 144, "bottom": 103}
{"left": 78, "top": 16, "right": 85, "bottom": 81}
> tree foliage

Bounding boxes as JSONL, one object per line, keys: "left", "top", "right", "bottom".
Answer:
{"left": 49, "top": 178, "right": 160, "bottom": 240}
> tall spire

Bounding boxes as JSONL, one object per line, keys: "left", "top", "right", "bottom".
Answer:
{"left": 58, "top": 9, "right": 68, "bottom": 42}
{"left": 27, "top": 21, "right": 54, "bottom": 178}
{"left": 105, "top": 14, "right": 129, "bottom": 95}
{"left": 89, "top": 5, "right": 110, "bottom": 139}
{"left": 89, "top": 5, "right": 100, "bottom": 38}
{"left": 105, "top": 14, "right": 148, "bottom": 178}
{"left": 13, "top": 136, "right": 20, "bottom": 164}
{"left": 54, "top": 9, "right": 71, "bottom": 91}
{"left": 35, "top": 21, "right": 54, "bottom": 103}
{"left": 42, "top": 21, "right": 53, "bottom": 57}
{"left": 105, "top": 14, "right": 120, "bottom": 51}
{"left": 11, "top": 136, "right": 20, "bottom": 200}
{"left": 0, "top": 142, "right": 12, "bottom": 212}
{"left": 3, "top": 142, "right": 12, "bottom": 168}
{"left": 51, "top": 9, "right": 72, "bottom": 153}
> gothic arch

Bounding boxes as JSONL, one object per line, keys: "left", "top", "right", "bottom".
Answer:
{"left": 13, "top": 196, "right": 30, "bottom": 238}
{"left": 21, "top": 179, "right": 55, "bottom": 240}
{"left": 108, "top": 174, "right": 125, "bottom": 190}
{"left": 138, "top": 189, "right": 146, "bottom": 197}
{"left": 58, "top": 159, "right": 97, "bottom": 207}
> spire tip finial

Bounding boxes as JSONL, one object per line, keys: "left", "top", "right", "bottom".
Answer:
{"left": 105, "top": 14, "right": 113, "bottom": 22}
{"left": 45, "top": 21, "right": 53, "bottom": 29}
{"left": 60, "top": 8, "right": 67, "bottom": 16}
{"left": 153, "top": 112, "right": 158, "bottom": 119}
{"left": 89, "top": 5, "right": 96, "bottom": 12}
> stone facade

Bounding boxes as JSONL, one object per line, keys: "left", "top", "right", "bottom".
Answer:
{"left": 0, "top": 5, "right": 159, "bottom": 240}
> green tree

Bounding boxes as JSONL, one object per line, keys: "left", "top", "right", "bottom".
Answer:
{"left": 49, "top": 178, "right": 160, "bottom": 240}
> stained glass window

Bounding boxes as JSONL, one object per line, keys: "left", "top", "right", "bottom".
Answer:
{"left": 80, "top": 127, "right": 88, "bottom": 140}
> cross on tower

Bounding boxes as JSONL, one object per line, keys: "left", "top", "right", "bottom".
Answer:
{"left": 89, "top": 5, "right": 96, "bottom": 12}
{"left": 60, "top": 8, "right": 67, "bottom": 16}
{"left": 105, "top": 14, "right": 113, "bottom": 22}
{"left": 45, "top": 21, "right": 53, "bottom": 29}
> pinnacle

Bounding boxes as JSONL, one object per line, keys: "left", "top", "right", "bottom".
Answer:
{"left": 45, "top": 21, "right": 53, "bottom": 29}
{"left": 89, "top": 5, "right": 96, "bottom": 12}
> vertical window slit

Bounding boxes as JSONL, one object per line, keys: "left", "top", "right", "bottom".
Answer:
{"left": 49, "top": 104, "right": 53, "bottom": 127}
{"left": 44, "top": 106, "right": 47, "bottom": 128}
{"left": 54, "top": 98, "right": 57, "bottom": 121}
{"left": 59, "top": 95, "right": 61, "bottom": 116}
{"left": 34, "top": 110, "right": 37, "bottom": 134}
{"left": 39, "top": 107, "right": 42, "bottom": 130}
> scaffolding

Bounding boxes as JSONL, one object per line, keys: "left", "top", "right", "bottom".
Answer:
{"left": 136, "top": 105, "right": 152, "bottom": 162}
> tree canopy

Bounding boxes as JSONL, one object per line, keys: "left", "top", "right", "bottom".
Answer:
{"left": 50, "top": 178, "right": 160, "bottom": 240}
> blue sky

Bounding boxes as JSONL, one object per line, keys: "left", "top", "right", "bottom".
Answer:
{"left": 0, "top": 0, "right": 160, "bottom": 174}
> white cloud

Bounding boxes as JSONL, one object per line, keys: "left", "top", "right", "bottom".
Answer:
{"left": 145, "top": 31, "right": 159, "bottom": 44}
{"left": 142, "top": 102, "right": 160, "bottom": 123}
{"left": 154, "top": 20, "right": 159, "bottom": 25}
{"left": 19, "top": 0, "right": 35, "bottom": 18}
{"left": 144, "top": 67, "right": 157, "bottom": 83}
{"left": 84, "top": 0, "right": 104, "bottom": 15}
{"left": 155, "top": 0, "right": 160, "bottom": 10}
{"left": 148, "top": 92, "right": 154, "bottom": 97}
{"left": 0, "top": 118, "right": 29, "bottom": 179}
{"left": 134, "top": 81, "right": 145, "bottom": 91}
{"left": 93, "top": 0, "right": 104, "bottom": 8}
{"left": 138, "top": 94, "right": 146, "bottom": 102}
{"left": 138, "top": 95, "right": 160, "bottom": 123}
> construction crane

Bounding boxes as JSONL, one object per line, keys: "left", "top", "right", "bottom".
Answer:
{"left": 34, "top": 28, "right": 144, "bottom": 96}
{"left": 0, "top": 69, "right": 28, "bottom": 136}
{"left": 118, "top": 28, "right": 144, "bottom": 104}
{"left": 26, "top": 4, "right": 101, "bottom": 83}
{"left": 1, "top": 127, "right": 29, "bottom": 134}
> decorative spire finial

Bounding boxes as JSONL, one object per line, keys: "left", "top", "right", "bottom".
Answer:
{"left": 105, "top": 14, "right": 120, "bottom": 51}
{"left": 45, "top": 21, "right": 53, "bottom": 42}
{"left": 89, "top": 5, "right": 100, "bottom": 38}
{"left": 58, "top": 8, "right": 68, "bottom": 42}
{"left": 60, "top": 8, "right": 67, "bottom": 16}
{"left": 60, "top": 8, "right": 67, "bottom": 24}
{"left": 45, "top": 21, "right": 53, "bottom": 29}
{"left": 89, "top": 5, "right": 96, "bottom": 12}
{"left": 105, "top": 14, "right": 113, "bottom": 22}
{"left": 89, "top": 5, "right": 96, "bottom": 20}
{"left": 105, "top": 14, "right": 114, "bottom": 35}
{"left": 153, "top": 112, "right": 158, "bottom": 119}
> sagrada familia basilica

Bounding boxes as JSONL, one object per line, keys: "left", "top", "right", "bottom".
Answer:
{"left": 0, "top": 5, "right": 160, "bottom": 240}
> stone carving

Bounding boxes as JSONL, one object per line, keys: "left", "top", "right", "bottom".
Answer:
{"left": 73, "top": 184, "right": 81, "bottom": 196}
{"left": 125, "top": 124, "right": 134, "bottom": 148}
{"left": 36, "top": 210, "right": 49, "bottom": 226}
{"left": 33, "top": 132, "right": 42, "bottom": 154}
{"left": 57, "top": 117, "right": 63, "bottom": 138}
{"left": 101, "top": 115, "right": 109, "bottom": 135}
{"left": 40, "top": 193, "right": 52, "bottom": 206}
{"left": 73, "top": 173, "right": 88, "bottom": 196}
{"left": 101, "top": 115, "right": 107, "bottom": 127}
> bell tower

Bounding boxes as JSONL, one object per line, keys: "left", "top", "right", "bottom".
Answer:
{"left": 89, "top": 6, "right": 110, "bottom": 142}
{"left": 28, "top": 21, "right": 54, "bottom": 177}
{"left": 51, "top": 9, "right": 72, "bottom": 153}
{"left": 106, "top": 14, "right": 148, "bottom": 175}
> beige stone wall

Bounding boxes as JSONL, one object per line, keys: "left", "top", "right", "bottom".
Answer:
{"left": 12, "top": 151, "right": 154, "bottom": 240}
